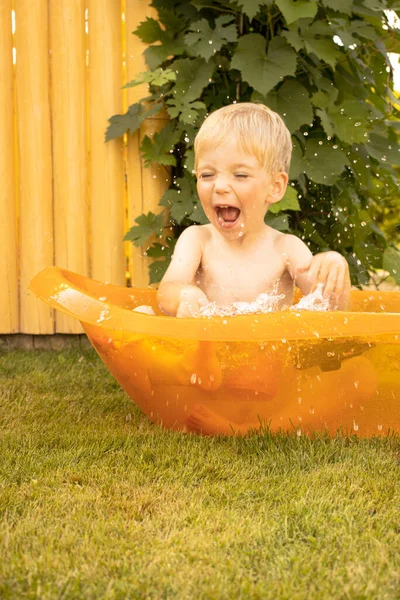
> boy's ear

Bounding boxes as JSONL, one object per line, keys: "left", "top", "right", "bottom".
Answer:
{"left": 267, "top": 172, "right": 289, "bottom": 205}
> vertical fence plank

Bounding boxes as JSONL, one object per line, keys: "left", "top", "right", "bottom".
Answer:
{"left": 88, "top": 0, "right": 125, "bottom": 285}
{"left": 50, "top": 0, "right": 88, "bottom": 333}
{"left": 125, "top": 0, "right": 170, "bottom": 288}
{"left": 15, "top": 0, "right": 53, "bottom": 333}
{"left": 3, "top": 0, "right": 169, "bottom": 335}
{"left": 0, "top": 1, "right": 18, "bottom": 333}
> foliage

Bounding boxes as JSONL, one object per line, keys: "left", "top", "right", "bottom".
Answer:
{"left": 107, "top": 0, "right": 400, "bottom": 285}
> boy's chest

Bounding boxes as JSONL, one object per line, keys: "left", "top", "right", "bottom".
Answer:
{"left": 198, "top": 244, "right": 290, "bottom": 304}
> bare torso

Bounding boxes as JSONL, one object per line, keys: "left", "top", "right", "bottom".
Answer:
{"left": 194, "top": 224, "right": 294, "bottom": 308}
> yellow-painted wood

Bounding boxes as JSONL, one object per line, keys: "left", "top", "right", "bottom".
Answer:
{"left": 88, "top": 0, "right": 125, "bottom": 285}
{"left": 0, "top": 1, "right": 18, "bottom": 333}
{"left": 1, "top": 0, "right": 171, "bottom": 333}
{"left": 50, "top": 0, "right": 88, "bottom": 334}
{"left": 15, "top": 0, "right": 53, "bottom": 333}
{"left": 125, "top": 1, "right": 170, "bottom": 288}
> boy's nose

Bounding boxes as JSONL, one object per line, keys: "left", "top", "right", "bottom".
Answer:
{"left": 213, "top": 175, "right": 230, "bottom": 193}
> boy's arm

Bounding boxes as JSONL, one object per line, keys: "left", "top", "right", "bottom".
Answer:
{"left": 281, "top": 235, "right": 351, "bottom": 311}
{"left": 157, "top": 226, "right": 209, "bottom": 317}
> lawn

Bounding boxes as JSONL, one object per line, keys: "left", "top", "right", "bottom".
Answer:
{"left": 0, "top": 348, "right": 399, "bottom": 599}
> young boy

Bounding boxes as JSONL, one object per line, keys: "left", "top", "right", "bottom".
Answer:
{"left": 157, "top": 102, "right": 350, "bottom": 317}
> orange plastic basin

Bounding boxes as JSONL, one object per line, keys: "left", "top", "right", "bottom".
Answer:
{"left": 30, "top": 267, "right": 400, "bottom": 437}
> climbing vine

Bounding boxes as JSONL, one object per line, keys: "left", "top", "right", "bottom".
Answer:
{"left": 107, "top": 0, "right": 400, "bottom": 285}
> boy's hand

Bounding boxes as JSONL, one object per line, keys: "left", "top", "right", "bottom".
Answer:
{"left": 296, "top": 251, "right": 350, "bottom": 307}
{"left": 176, "top": 286, "right": 209, "bottom": 318}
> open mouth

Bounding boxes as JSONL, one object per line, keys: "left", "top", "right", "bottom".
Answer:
{"left": 215, "top": 205, "right": 241, "bottom": 228}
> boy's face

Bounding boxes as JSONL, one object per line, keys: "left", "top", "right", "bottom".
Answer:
{"left": 196, "top": 137, "right": 287, "bottom": 239}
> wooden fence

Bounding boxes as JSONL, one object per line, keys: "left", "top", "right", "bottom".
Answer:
{"left": 0, "top": 0, "right": 168, "bottom": 335}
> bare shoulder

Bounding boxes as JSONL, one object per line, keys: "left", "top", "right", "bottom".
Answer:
{"left": 276, "top": 232, "right": 311, "bottom": 256}
{"left": 176, "top": 224, "right": 210, "bottom": 246}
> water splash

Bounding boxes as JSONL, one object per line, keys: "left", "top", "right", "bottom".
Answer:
{"left": 196, "top": 285, "right": 330, "bottom": 318}
{"left": 291, "top": 284, "right": 330, "bottom": 312}
{"left": 198, "top": 292, "right": 285, "bottom": 317}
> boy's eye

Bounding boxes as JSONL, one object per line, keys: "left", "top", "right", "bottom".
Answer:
{"left": 235, "top": 173, "right": 249, "bottom": 178}
{"left": 199, "top": 173, "right": 213, "bottom": 179}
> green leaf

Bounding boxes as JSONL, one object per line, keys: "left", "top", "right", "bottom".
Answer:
{"left": 348, "top": 147, "right": 372, "bottom": 189}
{"left": 171, "top": 58, "right": 215, "bottom": 104}
{"left": 157, "top": 7, "right": 187, "bottom": 32}
{"left": 170, "top": 194, "right": 197, "bottom": 223}
{"left": 105, "top": 102, "right": 162, "bottom": 142}
{"left": 298, "top": 22, "right": 341, "bottom": 69}
{"left": 300, "top": 218, "right": 330, "bottom": 248}
{"left": 235, "top": 0, "right": 269, "bottom": 20}
{"left": 159, "top": 177, "right": 198, "bottom": 224}
{"left": 123, "top": 68, "right": 176, "bottom": 89}
{"left": 325, "top": 100, "right": 371, "bottom": 144}
{"left": 124, "top": 212, "right": 164, "bottom": 247}
{"left": 265, "top": 79, "right": 313, "bottom": 133}
{"left": 184, "top": 149, "right": 195, "bottom": 174}
{"left": 143, "top": 37, "right": 186, "bottom": 70}
{"left": 355, "top": 243, "right": 383, "bottom": 271}
{"left": 167, "top": 100, "right": 207, "bottom": 124}
{"left": 302, "top": 139, "right": 349, "bottom": 185}
{"left": 275, "top": 0, "right": 318, "bottom": 25}
{"left": 146, "top": 242, "right": 168, "bottom": 259}
{"left": 289, "top": 138, "right": 305, "bottom": 180}
{"left": 350, "top": 20, "right": 378, "bottom": 41}
{"left": 269, "top": 185, "right": 301, "bottom": 213}
{"left": 231, "top": 35, "right": 297, "bottom": 96}
{"left": 147, "top": 238, "right": 178, "bottom": 283}
{"left": 190, "top": 201, "right": 209, "bottom": 224}
{"left": 185, "top": 16, "right": 237, "bottom": 61}
{"left": 134, "top": 18, "right": 166, "bottom": 44}
{"left": 140, "top": 140, "right": 176, "bottom": 167}
{"left": 383, "top": 247, "right": 400, "bottom": 284}
{"left": 311, "top": 88, "right": 338, "bottom": 109}
{"left": 321, "top": 0, "right": 353, "bottom": 14}
{"left": 304, "top": 36, "right": 340, "bottom": 69}
{"left": 165, "top": 58, "right": 213, "bottom": 121}
{"left": 264, "top": 213, "right": 290, "bottom": 231}
{"left": 328, "top": 18, "right": 358, "bottom": 47}
{"left": 140, "top": 122, "right": 181, "bottom": 167}
{"left": 281, "top": 27, "right": 303, "bottom": 52}
{"left": 365, "top": 133, "right": 400, "bottom": 166}
{"left": 315, "top": 109, "right": 334, "bottom": 137}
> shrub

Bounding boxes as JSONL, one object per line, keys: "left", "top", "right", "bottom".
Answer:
{"left": 107, "top": 0, "right": 400, "bottom": 286}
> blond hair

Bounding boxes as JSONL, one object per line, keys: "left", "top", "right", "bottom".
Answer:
{"left": 194, "top": 102, "right": 292, "bottom": 174}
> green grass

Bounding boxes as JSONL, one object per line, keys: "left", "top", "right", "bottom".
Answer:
{"left": 0, "top": 349, "right": 399, "bottom": 600}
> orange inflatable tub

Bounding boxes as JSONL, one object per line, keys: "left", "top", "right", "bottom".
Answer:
{"left": 30, "top": 267, "right": 400, "bottom": 437}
